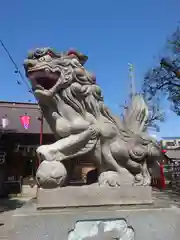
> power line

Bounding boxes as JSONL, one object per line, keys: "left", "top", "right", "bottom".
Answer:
{"left": 0, "top": 39, "right": 33, "bottom": 94}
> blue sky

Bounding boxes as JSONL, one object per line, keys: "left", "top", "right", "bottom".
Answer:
{"left": 0, "top": 0, "right": 179, "bottom": 138}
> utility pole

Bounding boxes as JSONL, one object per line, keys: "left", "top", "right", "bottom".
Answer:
{"left": 128, "top": 63, "right": 136, "bottom": 101}
{"left": 119, "top": 63, "right": 136, "bottom": 119}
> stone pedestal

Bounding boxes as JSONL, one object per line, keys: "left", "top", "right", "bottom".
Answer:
{"left": 37, "top": 186, "right": 153, "bottom": 209}
{"left": 11, "top": 204, "right": 180, "bottom": 239}
{"left": 9, "top": 186, "right": 180, "bottom": 239}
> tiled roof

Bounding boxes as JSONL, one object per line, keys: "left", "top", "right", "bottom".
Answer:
{"left": 165, "top": 149, "right": 180, "bottom": 160}
{"left": 162, "top": 137, "right": 180, "bottom": 140}
{"left": 0, "top": 101, "right": 52, "bottom": 134}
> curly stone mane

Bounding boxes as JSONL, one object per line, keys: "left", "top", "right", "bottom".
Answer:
{"left": 55, "top": 56, "right": 118, "bottom": 126}
{"left": 50, "top": 53, "right": 159, "bottom": 148}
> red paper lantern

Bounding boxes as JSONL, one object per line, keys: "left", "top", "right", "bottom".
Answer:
{"left": 20, "top": 114, "right": 31, "bottom": 130}
{"left": 162, "top": 149, "right": 167, "bottom": 153}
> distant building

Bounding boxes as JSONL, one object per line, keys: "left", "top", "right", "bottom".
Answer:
{"left": 161, "top": 137, "right": 180, "bottom": 161}
{"left": 0, "top": 101, "right": 95, "bottom": 196}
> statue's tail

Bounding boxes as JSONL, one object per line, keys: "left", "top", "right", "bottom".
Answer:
{"left": 123, "top": 94, "right": 149, "bottom": 134}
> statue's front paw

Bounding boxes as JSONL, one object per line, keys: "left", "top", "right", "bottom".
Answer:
{"left": 36, "top": 145, "right": 53, "bottom": 162}
{"left": 98, "top": 171, "right": 121, "bottom": 187}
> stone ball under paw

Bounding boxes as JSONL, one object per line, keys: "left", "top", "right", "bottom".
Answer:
{"left": 36, "top": 160, "right": 67, "bottom": 189}
{"left": 98, "top": 171, "right": 121, "bottom": 187}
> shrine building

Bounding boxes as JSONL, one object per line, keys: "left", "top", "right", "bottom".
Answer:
{"left": 0, "top": 101, "right": 95, "bottom": 196}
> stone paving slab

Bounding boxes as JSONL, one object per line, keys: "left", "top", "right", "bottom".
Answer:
{"left": 0, "top": 211, "right": 14, "bottom": 240}
{"left": 0, "top": 197, "right": 33, "bottom": 240}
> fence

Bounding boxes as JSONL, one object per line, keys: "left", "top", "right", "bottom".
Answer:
{"left": 162, "top": 161, "right": 180, "bottom": 194}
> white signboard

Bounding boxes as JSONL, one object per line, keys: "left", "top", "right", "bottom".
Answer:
{"left": 1, "top": 117, "right": 9, "bottom": 129}
{"left": 68, "top": 219, "right": 134, "bottom": 240}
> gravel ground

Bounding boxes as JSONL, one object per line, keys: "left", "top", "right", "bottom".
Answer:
{"left": 153, "top": 188, "right": 180, "bottom": 207}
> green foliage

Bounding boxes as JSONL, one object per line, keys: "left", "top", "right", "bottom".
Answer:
{"left": 142, "top": 26, "right": 180, "bottom": 117}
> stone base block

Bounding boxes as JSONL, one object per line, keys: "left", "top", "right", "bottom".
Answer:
{"left": 37, "top": 186, "right": 153, "bottom": 209}
{"left": 11, "top": 205, "right": 180, "bottom": 240}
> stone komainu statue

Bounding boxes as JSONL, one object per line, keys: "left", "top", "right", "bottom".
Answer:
{"left": 24, "top": 48, "right": 163, "bottom": 188}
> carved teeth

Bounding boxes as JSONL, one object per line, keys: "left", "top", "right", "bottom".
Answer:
{"left": 52, "top": 67, "right": 60, "bottom": 72}
{"left": 36, "top": 85, "right": 45, "bottom": 90}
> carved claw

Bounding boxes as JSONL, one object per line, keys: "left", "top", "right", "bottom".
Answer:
{"left": 133, "top": 173, "right": 151, "bottom": 186}
{"left": 142, "top": 175, "right": 151, "bottom": 186}
{"left": 99, "top": 178, "right": 121, "bottom": 187}
{"left": 107, "top": 178, "right": 121, "bottom": 187}
{"left": 98, "top": 171, "right": 121, "bottom": 187}
{"left": 89, "top": 125, "right": 100, "bottom": 138}
{"left": 133, "top": 173, "right": 144, "bottom": 186}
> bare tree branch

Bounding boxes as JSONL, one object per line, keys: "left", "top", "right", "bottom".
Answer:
{"left": 142, "top": 25, "right": 180, "bottom": 119}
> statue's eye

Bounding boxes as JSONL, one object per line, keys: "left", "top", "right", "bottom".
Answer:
{"left": 39, "top": 55, "right": 51, "bottom": 62}
{"left": 39, "top": 57, "right": 45, "bottom": 61}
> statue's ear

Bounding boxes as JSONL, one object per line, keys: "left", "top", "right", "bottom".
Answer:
{"left": 67, "top": 49, "right": 88, "bottom": 65}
